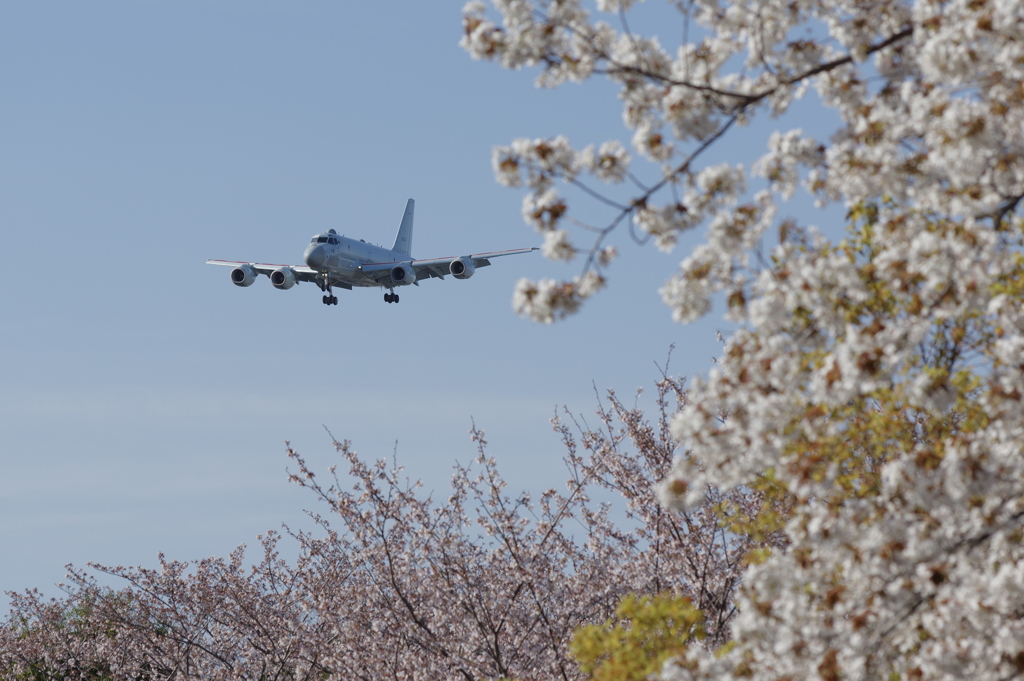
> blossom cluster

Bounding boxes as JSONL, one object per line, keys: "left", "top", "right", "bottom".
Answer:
{"left": 465, "top": 0, "right": 1024, "bottom": 678}
{"left": 462, "top": 0, "right": 1023, "bottom": 326}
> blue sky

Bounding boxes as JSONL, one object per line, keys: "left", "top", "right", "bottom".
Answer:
{"left": 0, "top": 1, "right": 841, "bottom": 608}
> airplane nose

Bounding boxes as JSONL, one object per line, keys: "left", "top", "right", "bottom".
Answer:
{"left": 305, "top": 244, "right": 326, "bottom": 270}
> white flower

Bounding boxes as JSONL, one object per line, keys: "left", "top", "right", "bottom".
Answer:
{"left": 540, "top": 229, "right": 575, "bottom": 261}
{"left": 579, "top": 140, "right": 631, "bottom": 183}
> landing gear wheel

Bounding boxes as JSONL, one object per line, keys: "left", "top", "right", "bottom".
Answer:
{"left": 331, "top": 296, "right": 338, "bottom": 305}
{"left": 394, "top": 294, "right": 400, "bottom": 303}
{"left": 385, "top": 293, "right": 393, "bottom": 303}
{"left": 322, "top": 295, "right": 329, "bottom": 305}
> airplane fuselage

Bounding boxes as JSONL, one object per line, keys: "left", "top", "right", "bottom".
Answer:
{"left": 303, "top": 231, "right": 408, "bottom": 289}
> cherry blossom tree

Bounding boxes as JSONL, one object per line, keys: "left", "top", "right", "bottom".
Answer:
{"left": 1, "top": 375, "right": 776, "bottom": 680}
{"left": 461, "top": 0, "right": 1023, "bottom": 324}
{"left": 5, "top": 1, "right": 1022, "bottom": 678}
{"left": 462, "top": 0, "right": 1024, "bottom": 679}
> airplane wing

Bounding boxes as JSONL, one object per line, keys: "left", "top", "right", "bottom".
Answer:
{"left": 359, "top": 247, "right": 538, "bottom": 282}
{"left": 206, "top": 260, "right": 320, "bottom": 283}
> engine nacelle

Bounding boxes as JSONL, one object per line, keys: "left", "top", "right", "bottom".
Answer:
{"left": 270, "top": 267, "right": 297, "bottom": 290}
{"left": 230, "top": 264, "right": 257, "bottom": 287}
{"left": 390, "top": 263, "right": 416, "bottom": 286}
{"left": 449, "top": 257, "right": 475, "bottom": 280}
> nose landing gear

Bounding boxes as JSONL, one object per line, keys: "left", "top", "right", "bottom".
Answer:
{"left": 318, "top": 273, "right": 338, "bottom": 305}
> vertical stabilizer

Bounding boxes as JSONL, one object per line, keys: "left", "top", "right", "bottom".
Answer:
{"left": 392, "top": 198, "right": 414, "bottom": 256}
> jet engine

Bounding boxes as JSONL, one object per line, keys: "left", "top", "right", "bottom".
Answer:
{"left": 390, "top": 263, "right": 416, "bottom": 286}
{"left": 270, "top": 267, "right": 297, "bottom": 290}
{"left": 230, "top": 264, "right": 257, "bottom": 287}
{"left": 449, "top": 257, "right": 475, "bottom": 280}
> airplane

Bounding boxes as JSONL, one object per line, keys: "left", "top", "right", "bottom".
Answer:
{"left": 207, "top": 199, "right": 537, "bottom": 305}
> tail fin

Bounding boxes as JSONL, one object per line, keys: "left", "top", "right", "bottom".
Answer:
{"left": 392, "top": 198, "right": 414, "bottom": 256}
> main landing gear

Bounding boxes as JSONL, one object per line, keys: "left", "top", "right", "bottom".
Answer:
{"left": 322, "top": 294, "right": 338, "bottom": 305}
{"left": 384, "top": 290, "right": 400, "bottom": 304}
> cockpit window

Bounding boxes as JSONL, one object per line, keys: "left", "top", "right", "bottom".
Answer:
{"left": 317, "top": 236, "right": 329, "bottom": 243}
{"left": 310, "top": 237, "right": 318, "bottom": 243}
{"left": 328, "top": 237, "right": 339, "bottom": 245}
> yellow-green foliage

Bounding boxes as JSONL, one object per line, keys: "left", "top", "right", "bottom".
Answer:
{"left": 571, "top": 594, "right": 703, "bottom": 681}
{"left": 720, "top": 202, "right": 1007, "bottom": 543}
